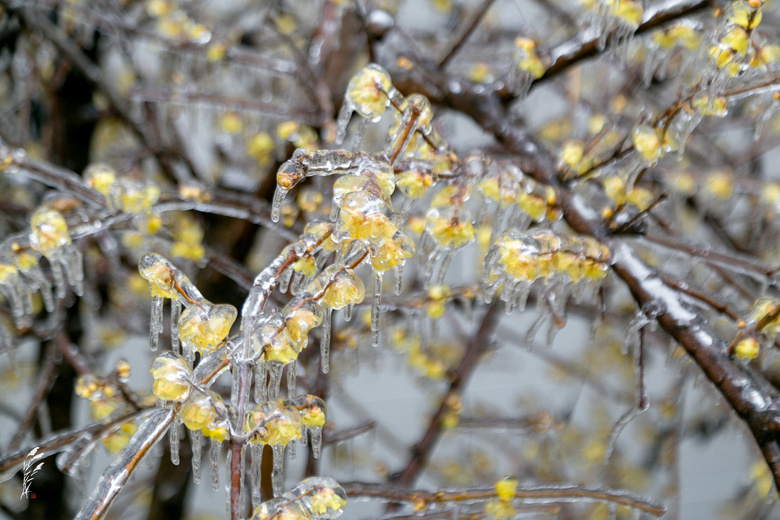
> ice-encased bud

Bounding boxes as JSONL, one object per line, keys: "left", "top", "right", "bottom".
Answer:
{"left": 370, "top": 231, "right": 416, "bottom": 273}
{"left": 139, "top": 253, "right": 181, "bottom": 299}
{"left": 496, "top": 231, "right": 539, "bottom": 282}
{"left": 150, "top": 353, "right": 191, "bottom": 402}
{"left": 425, "top": 208, "right": 476, "bottom": 249}
{"left": 179, "top": 389, "right": 228, "bottom": 437}
{"left": 177, "top": 303, "right": 237, "bottom": 355}
{"left": 83, "top": 163, "right": 117, "bottom": 196}
{"left": 306, "top": 266, "right": 365, "bottom": 310}
{"left": 345, "top": 64, "right": 393, "bottom": 121}
{"left": 30, "top": 207, "right": 71, "bottom": 257}
{"left": 244, "top": 401, "right": 302, "bottom": 446}
{"left": 288, "top": 395, "right": 327, "bottom": 429}
{"left": 291, "top": 477, "right": 347, "bottom": 519}
{"left": 282, "top": 299, "right": 324, "bottom": 344}
{"left": 277, "top": 160, "right": 307, "bottom": 191}
{"left": 333, "top": 191, "right": 397, "bottom": 249}
{"left": 252, "top": 497, "right": 311, "bottom": 520}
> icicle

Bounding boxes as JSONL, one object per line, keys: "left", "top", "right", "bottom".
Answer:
{"left": 224, "top": 446, "right": 232, "bottom": 519}
{"left": 288, "top": 440, "right": 296, "bottom": 461}
{"left": 268, "top": 361, "right": 284, "bottom": 400}
{"left": 171, "top": 299, "right": 181, "bottom": 355}
{"left": 524, "top": 310, "right": 548, "bottom": 349}
{"left": 278, "top": 267, "right": 294, "bottom": 294}
{"left": 210, "top": 439, "right": 221, "bottom": 490}
{"left": 423, "top": 251, "right": 440, "bottom": 289}
{"left": 254, "top": 361, "right": 267, "bottom": 403}
{"left": 334, "top": 102, "right": 353, "bottom": 145}
{"left": 191, "top": 430, "right": 201, "bottom": 484}
{"left": 150, "top": 296, "right": 163, "bottom": 351}
{"left": 27, "top": 264, "right": 54, "bottom": 312}
{"left": 371, "top": 272, "right": 382, "bottom": 348}
{"left": 287, "top": 360, "right": 297, "bottom": 397}
{"left": 435, "top": 250, "right": 454, "bottom": 286}
{"left": 170, "top": 420, "right": 180, "bottom": 465}
{"left": 271, "top": 187, "right": 289, "bottom": 223}
{"left": 61, "top": 246, "right": 84, "bottom": 296}
{"left": 251, "top": 445, "right": 262, "bottom": 509}
{"left": 321, "top": 308, "right": 332, "bottom": 374}
{"left": 289, "top": 271, "right": 305, "bottom": 295}
{"left": 271, "top": 444, "right": 284, "bottom": 497}
{"left": 310, "top": 427, "right": 323, "bottom": 459}
{"left": 51, "top": 258, "right": 66, "bottom": 300}
{"left": 351, "top": 118, "right": 369, "bottom": 151}
{"left": 343, "top": 303, "right": 353, "bottom": 322}
{"left": 394, "top": 264, "right": 404, "bottom": 295}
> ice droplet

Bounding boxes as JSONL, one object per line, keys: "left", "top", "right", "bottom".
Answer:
{"left": 150, "top": 296, "right": 163, "bottom": 351}
{"left": 321, "top": 308, "right": 332, "bottom": 374}
{"left": 191, "top": 430, "right": 201, "bottom": 485}
{"left": 343, "top": 303, "right": 353, "bottom": 322}
{"left": 210, "top": 439, "right": 221, "bottom": 490}
{"left": 272, "top": 444, "right": 284, "bottom": 497}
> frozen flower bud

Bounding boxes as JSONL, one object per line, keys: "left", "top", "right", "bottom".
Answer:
{"left": 307, "top": 266, "right": 366, "bottom": 310}
{"left": 345, "top": 64, "right": 393, "bottom": 121}
{"left": 84, "top": 163, "right": 116, "bottom": 196}
{"left": 632, "top": 125, "right": 662, "bottom": 163}
{"left": 291, "top": 477, "right": 347, "bottom": 519}
{"left": 177, "top": 303, "right": 237, "bottom": 355}
{"left": 30, "top": 207, "right": 71, "bottom": 257}
{"left": 179, "top": 389, "right": 227, "bottom": 433}
{"left": 245, "top": 402, "right": 302, "bottom": 446}
{"left": 150, "top": 353, "right": 191, "bottom": 402}
{"left": 735, "top": 336, "right": 760, "bottom": 361}
{"left": 370, "top": 232, "right": 416, "bottom": 272}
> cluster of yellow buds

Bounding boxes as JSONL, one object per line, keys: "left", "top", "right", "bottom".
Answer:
{"left": 252, "top": 477, "right": 346, "bottom": 520}
{"left": 709, "top": 0, "right": 765, "bottom": 77}
{"left": 602, "top": 175, "right": 655, "bottom": 211}
{"left": 75, "top": 370, "right": 140, "bottom": 453}
{"left": 478, "top": 166, "right": 560, "bottom": 223}
{"left": 254, "top": 299, "right": 324, "bottom": 366}
{"left": 146, "top": 0, "right": 211, "bottom": 43}
{"left": 139, "top": 253, "right": 237, "bottom": 356}
{"left": 484, "top": 229, "right": 610, "bottom": 309}
{"left": 651, "top": 21, "right": 701, "bottom": 51}
{"left": 508, "top": 37, "right": 547, "bottom": 96}
{"left": 244, "top": 395, "right": 326, "bottom": 448}
{"left": 84, "top": 164, "right": 160, "bottom": 216}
